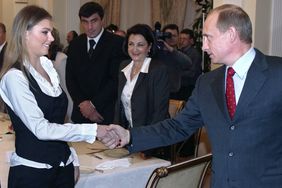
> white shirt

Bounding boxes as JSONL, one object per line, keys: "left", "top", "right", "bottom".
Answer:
{"left": 121, "top": 58, "right": 151, "bottom": 127}
{"left": 226, "top": 47, "right": 256, "bottom": 104}
{"left": 87, "top": 28, "right": 104, "bottom": 51}
{"left": 0, "top": 56, "right": 97, "bottom": 168}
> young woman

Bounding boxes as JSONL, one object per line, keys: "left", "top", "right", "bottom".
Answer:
{"left": 0, "top": 5, "right": 117, "bottom": 188}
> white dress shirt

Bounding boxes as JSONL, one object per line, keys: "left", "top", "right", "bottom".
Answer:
{"left": 226, "top": 47, "right": 256, "bottom": 104}
{"left": 87, "top": 28, "right": 104, "bottom": 51}
{"left": 121, "top": 57, "right": 151, "bottom": 128}
{"left": 0, "top": 56, "right": 97, "bottom": 168}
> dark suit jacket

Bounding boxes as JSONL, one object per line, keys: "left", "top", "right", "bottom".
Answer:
{"left": 114, "top": 59, "right": 170, "bottom": 128}
{"left": 66, "top": 31, "right": 126, "bottom": 124}
{"left": 180, "top": 46, "right": 202, "bottom": 86}
{"left": 155, "top": 49, "right": 192, "bottom": 93}
{"left": 0, "top": 42, "right": 7, "bottom": 71}
{"left": 128, "top": 49, "right": 282, "bottom": 187}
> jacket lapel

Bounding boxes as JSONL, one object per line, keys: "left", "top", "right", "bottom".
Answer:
{"left": 234, "top": 49, "right": 267, "bottom": 119}
{"left": 132, "top": 73, "right": 145, "bottom": 95}
{"left": 210, "top": 66, "right": 230, "bottom": 121}
{"left": 91, "top": 31, "right": 108, "bottom": 58}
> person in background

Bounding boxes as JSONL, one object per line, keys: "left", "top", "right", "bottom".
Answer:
{"left": 66, "top": 2, "right": 126, "bottom": 125}
{"left": 0, "top": 5, "right": 118, "bottom": 188}
{"left": 155, "top": 23, "right": 192, "bottom": 98}
{"left": 162, "top": 24, "right": 179, "bottom": 49}
{"left": 0, "top": 22, "right": 7, "bottom": 112}
{"left": 63, "top": 30, "right": 78, "bottom": 54}
{"left": 158, "top": 24, "right": 196, "bottom": 157}
{"left": 105, "top": 23, "right": 118, "bottom": 33}
{"left": 178, "top": 28, "right": 202, "bottom": 101}
{"left": 114, "top": 24, "right": 170, "bottom": 159}
{"left": 115, "top": 29, "right": 126, "bottom": 37}
{"left": 105, "top": 4, "right": 282, "bottom": 188}
{"left": 0, "top": 22, "right": 7, "bottom": 71}
{"left": 48, "top": 28, "right": 73, "bottom": 123}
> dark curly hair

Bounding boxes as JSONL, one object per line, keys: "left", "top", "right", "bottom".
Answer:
{"left": 123, "top": 24, "right": 157, "bottom": 58}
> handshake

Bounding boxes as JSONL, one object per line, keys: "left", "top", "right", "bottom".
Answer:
{"left": 96, "top": 124, "right": 130, "bottom": 149}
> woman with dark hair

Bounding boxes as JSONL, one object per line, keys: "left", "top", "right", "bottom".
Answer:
{"left": 0, "top": 5, "right": 117, "bottom": 188}
{"left": 114, "top": 24, "right": 170, "bottom": 159}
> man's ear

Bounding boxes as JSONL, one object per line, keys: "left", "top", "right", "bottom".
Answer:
{"left": 228, "top": 26, "right": 238, "bottom": 43}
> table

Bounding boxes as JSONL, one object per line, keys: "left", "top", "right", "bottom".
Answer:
{"left": 0, "top": 115, "right": 170, "bottom": 188}
{"left": 0, "top": 134, "right": 14, "bottom": 188}
{"left": 72, "top": 142, "right": 171, "bottom": 188}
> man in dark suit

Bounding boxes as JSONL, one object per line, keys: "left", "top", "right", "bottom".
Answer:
{"left": 0, "top": 22, "right": 7, "bottom": 71}
{"left": 66, "top": 2, "right": 126, "bottom": 124}
{"left": 103, "top": 4, "right": 282, "bottom": 188}
{"left": 178, "top": 28, "right": 202, "bottom": 101}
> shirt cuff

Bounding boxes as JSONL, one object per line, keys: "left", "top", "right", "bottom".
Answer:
{"left": 81, "top": 123, "right": 97, "bottom": 143}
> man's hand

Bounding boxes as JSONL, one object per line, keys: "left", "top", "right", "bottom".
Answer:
{"left": 79, "top": 100, "right": 104, "bottom": 123}
{"left": 97, "top": 125, "right": 119, "bottom": 149}
{"left": 157, "top": 39, "right": 174, "bottom": 52}
{"left": 107, "top": 124, "right": 130, "bottom": 148}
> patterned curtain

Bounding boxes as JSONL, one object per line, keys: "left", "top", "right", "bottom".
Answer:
{"left": 151, "top": 0, "right": 188, "bottom": 30}
{"left": 94, "top": 0, "right": 121, "bottom": 28}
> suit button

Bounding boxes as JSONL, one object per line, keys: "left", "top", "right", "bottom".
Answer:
{"left": 228, "top": 152, "right": 234, "bottom": 157}
{"left": 230, "top": 125, "right": 235, "bottom": 130}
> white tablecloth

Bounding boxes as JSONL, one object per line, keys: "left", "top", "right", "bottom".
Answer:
{"left": 0, "top": 117, "right": 170, "bottom": 188}
{"left": 73, "top": 142, "right": 170, "bottom": 188}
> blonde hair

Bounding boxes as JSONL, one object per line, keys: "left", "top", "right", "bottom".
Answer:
{"left": 0, "top": 5, "right": 52, "bottom": 78}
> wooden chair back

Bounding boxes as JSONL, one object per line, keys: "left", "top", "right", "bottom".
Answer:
{"left": 146, "top": 153, "right": 212, "bottom": 188}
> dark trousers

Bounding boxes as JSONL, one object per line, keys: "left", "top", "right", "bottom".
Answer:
{"left": 8, "top": 163, "right": 74, "bottom": 188}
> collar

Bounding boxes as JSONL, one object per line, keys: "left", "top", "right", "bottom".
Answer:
{"left": 122, "top": 57, "right": 152, "bottom": 79}
{"left": 227, "top": 47, "right": 256, "bottom": 79}
{"left": 87, "top": 28, "right": 104, "bottom": 44}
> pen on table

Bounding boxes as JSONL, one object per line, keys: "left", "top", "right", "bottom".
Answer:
{"left": 93, "top": 154, "right": 103, "bottom": 160}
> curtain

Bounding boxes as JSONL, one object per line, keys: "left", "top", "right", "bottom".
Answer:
{"left": 151, "top": 0, "right": 188, "bottom": 30}
{"left": 95, "top": 0, "right": 121, "bottom": 28}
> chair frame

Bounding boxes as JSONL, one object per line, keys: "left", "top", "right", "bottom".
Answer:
{"left": 168, "top": 99, "right": 185, "bottom": 118}
{"left": 168, "top": 99, "right": 186, "bottom": 163}
{"left": 146, "top": 153, "right": 212, "bottom": 188}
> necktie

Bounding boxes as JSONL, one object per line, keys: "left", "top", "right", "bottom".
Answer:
{"left": 226, "top": 67, "right": 236, "bottom": 119}
{"left": 88, "top": 39, "right": 95, "bottom": 58}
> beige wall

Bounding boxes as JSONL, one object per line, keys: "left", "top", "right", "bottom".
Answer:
{"left": 0, "top": 0, "right": 281, "bottom": 57}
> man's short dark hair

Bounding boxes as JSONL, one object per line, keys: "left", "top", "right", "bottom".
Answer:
{"left": 162, "top": 24, "right": 179, "bottom": 33}
{"left": 180, "top": 29, "right": 195, "bottom": 40}
{"left": 79, "top": 2, "right": 104, "bottom": 19}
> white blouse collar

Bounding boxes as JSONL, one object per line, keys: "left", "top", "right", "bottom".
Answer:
{"left": 23, "top": 56, "right": 62, "bottom": 96}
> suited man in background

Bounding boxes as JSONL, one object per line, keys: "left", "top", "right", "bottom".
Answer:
{"left": 63, "top": 30, "right": 78, "bottom": 54}
{"left": 106, "top": 4, "right": 282, "bottom": 188}
{"left": 0, "top": 22, "right": 7, "bottom": 71}
{"left": 66, "top": 2, "right": 126, "bottom": 124}
{"left": 155, "top": 24, "right": 192, "bottom": 97}
{"left": 178, "top": 28, "right": 202, "bottom": 101}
